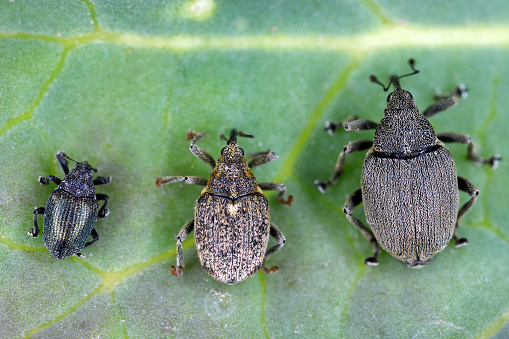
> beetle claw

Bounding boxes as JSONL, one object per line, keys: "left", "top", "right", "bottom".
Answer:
{"left": 262, "top": 263, "right": 279, "bottom": 274}
{"left": 324, "top": 120, "right": 340, "bottom": 136}
{"left": 489, "top": 154, "right": 501, "bottom": 170}
{"left": 99, "top": 209, "right": 109, "bottom": 218}
{"left": 454, "top": 238, "right": 469, "bottom": 247}
{"left": 279, "top": 195, "right": 294, "bottom": 206}
{"left": 187, "top": 130, "right": 205, "bottom": 144}
{"left": 76, "top": 252, "right": 85, "bottom": 258}
{"left": 156, "top": 177, "right": 164, "bottom": 188}
{"left": 364, "top": 257, "right": 379, "bottom": 266}
{"left": 314, "top": 180, "right": 328, "bottom": 194}
{"left": 280, "top": 195, "right": 294, "bottom": 206}
{"left": 170, "top": 265, "right": 183, "bottom": 276}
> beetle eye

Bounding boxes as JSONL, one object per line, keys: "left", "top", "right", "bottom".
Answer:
{"left": 221, "top": 147, "right": 227, "bottom": 155}
{"left": 408, "top": 92, "right": 413, "bottom": 99}
{"left": 240, "top": 148, "right": 244, "bottom": 156}
{"left": 386, "top": 93, "right": 391, "bottom": 102}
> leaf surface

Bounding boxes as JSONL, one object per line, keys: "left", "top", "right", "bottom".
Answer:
{"left": 0, "top": 1, "right": 508, "bottom": 338}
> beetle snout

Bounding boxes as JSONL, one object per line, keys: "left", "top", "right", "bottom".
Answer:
{"left": 75, "top": 161, "right": 94, "bottom": 172}
{"left": 385, "top": 90, "right": 417, "bottom": 111}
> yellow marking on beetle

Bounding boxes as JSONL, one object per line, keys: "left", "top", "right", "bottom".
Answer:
{"left": 227, "top": 202, "right": 238, "bottom": 216}
{"left": 201, "top": 186, "right": 208, "bottom": 195}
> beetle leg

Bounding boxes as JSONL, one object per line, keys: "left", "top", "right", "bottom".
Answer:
{"left": 258, "top": 182, "right": 293, "bottom": 205}
{"left": 437, "top": 132, "right": 501, "bottom": 169}
{"left": 84, "top": 228, "right": 99, "bottom": 248}
{"left": 56, "top": 151, "right": 71, "bottom": 175}
{"left": 262, "top": 223, "right": 286, "bottom": 273}
{"left": 343, "top": 189, "right": 381, "bottom": 266}
{"left": 170, "top": 219, "right": 194, "bottom": 276}
{"left": 453, "top": 176, "right": 480, "bottom": 247}
{"left": 325, "top": 115, "right": 377, "bottom": 135}
{"left": 248, "top": 150, "right": 278, "bottom": 168}
{"left": 156, "top": 176, "right": 208, "bottom": 188}
{"left": 189, "top": 142, "right": 216, "bottom": 169}
{"left": 434, "top": 83, "right": 468, "bottom": 100}
{"left": 422, "top": 83, "right": 468, "bottom": 118}
{"left": 96, "top": 193, "right": 109, "bottom": 218}
{"left": 29, "top": 207, "right": 45, "bottom": 237}
{"left": 315, "top": 140, "right": 373, "bottom": 193}
{"left": 94, "top": 176, "right": 112, "bottom": 185}
{"left": 342, "top": 119, "right": 378, "bottom": 132}
{"left": 422, "top": 97, "right": 458, "bottom": 118}
{"left": 38, "top": 175, "right": 61, "bottom": 185}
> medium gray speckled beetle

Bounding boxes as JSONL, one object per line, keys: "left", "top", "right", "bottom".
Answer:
{"left": 30, "top": 151, "right": 111, "bottom": 259}
{"left": 157, "top": 129, "right": 292, "bottom": 284}
{"left": 315, "top": 59, "right": 501, "bottom": 267}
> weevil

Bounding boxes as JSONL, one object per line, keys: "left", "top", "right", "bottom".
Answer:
{"left": 315, "top": 59, "right": 501, "bottom": 267}
{"left": 30, "top": 151, "right": 111, "bottom": 259}
{"left": 157, "top": 129, "right": 292, "bottom": 284}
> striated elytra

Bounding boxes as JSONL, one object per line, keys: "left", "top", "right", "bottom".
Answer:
{"left": 157, "top": 129, "right": 293, "bottom": 284}
{"left": 315, "top": 59, "right": 501, "bottom": 267}
{"left": 30, "top": 151, "right": 111, "bottom": 259}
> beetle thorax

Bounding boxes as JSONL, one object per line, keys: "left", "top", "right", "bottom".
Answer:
{"left": 207, "top": 144, "right": 258, "bottom": 199}
{"left": 373, "top": 88, "right": 437, "bottom": 154}
{"left": 59, "top": 162, "right": 97, "bottom": 198}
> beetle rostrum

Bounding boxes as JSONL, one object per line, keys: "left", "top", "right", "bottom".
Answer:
{"left": 157, "top": 129, "right": 292, "bottom": 284}
{"left": 30, "top": 151, "right": 111, "bottom": 259}
{"left": 315, "top": 59, "right": 501, "bottom": 267}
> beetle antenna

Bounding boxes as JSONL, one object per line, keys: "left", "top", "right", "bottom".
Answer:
{"left": 58, "top": 151, "right": 97, "bottom": 172}
{"left": 369, "top": 74, "right": 391, "bottom": 91}
{"left": 238, "top": 131, "right": 254, "bottom": 139}
{"left": 227, "top": 129, "right": 238, "bottom": 145}
{"left": 58, "top": 151, "right": 78, "bottom": 164}
{"left": 370, "top": 58, "right": 420, "bottom": 92}
{"left": 225, "top": 129, "right": 254, "bottom": 145}
{"left": 397, "top": 58, "right": 420, "bottom": 81}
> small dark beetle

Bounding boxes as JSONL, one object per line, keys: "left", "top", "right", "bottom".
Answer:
{"left": 315, "top": 59, "right": 501, "bottom": 267}
{"left": 157, "top": 129, "right": 292, "bottom": 284}
{"left": 30, "top": 151, "right": 111, "bottom": 259}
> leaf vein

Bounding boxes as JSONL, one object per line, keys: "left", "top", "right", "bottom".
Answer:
{"left": 0, "top": 45, "right": 70, "bottom": 136}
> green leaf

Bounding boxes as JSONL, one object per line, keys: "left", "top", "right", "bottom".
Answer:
{"left": 1, "top": 1, "right": 508, "bottom": 337}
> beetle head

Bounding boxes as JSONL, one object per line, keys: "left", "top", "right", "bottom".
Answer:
{"left": 62, "top": 152, "right": 97, "bottom": 178}
{"left": 370, "top": 58, "right": 420, "bottom": 114}
{"left": 371, "top": 60, "right": 437, "bottom": 153}
{"left": 72, "top": 161, "right": 96, "bottom": 177}
{"left": 60, "top": 155, "right": 98, "bottom": 198}
{"left": 384, "top": 79, "right": 418, "bottom": 112}
{"left": 58, "top": 151, "right": 97, "bottom": 175}
{"left": 219, "top": 129, "right": 254, "bottom": 162}
{"left": 209, "top": 129, "right": 258, "bottom": 198}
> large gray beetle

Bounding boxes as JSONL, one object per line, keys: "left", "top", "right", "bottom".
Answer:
{"left": 315, "top": 59, "right": 500, "bottom": 267}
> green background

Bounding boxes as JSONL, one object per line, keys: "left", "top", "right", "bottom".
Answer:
{"left": 0, "top": 0, "right": 508, "bottom": 338}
